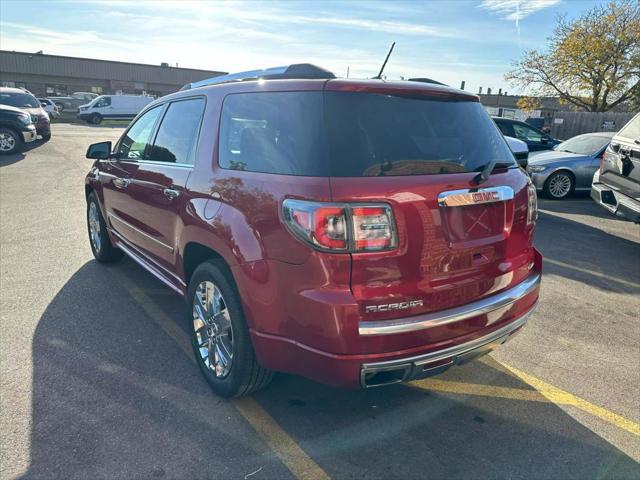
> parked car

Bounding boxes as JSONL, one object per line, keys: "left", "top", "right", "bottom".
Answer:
{"left": 527, "top": 132, "right": 614, "bottom": 199}
{"left": 84, "top": 64, "right": 541, "bottom": 397}
{"left": 48, "top": 92, "right": 98, "bottom": 112}
{"left": 77, "top": 95, "right": 154, "bottom": 124}
{"left": 591, "top": 113, "right": 640, "bottom": 222}
{"left": 0, "top": 104, "right": 37, "bottom": 155}
{"left": 505, "top": 136, "right": 529, "bottom": 168}
{"left": 38, "top": 98, "right": 61, "bottom": 119}
{"left": 493, "top": 117, "right": 560, "bottom": 151}
{"left": 0, "top": 87, "right": 51, "bottom": 141}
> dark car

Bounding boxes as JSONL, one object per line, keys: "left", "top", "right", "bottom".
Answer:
{"left": 0, "top": 104, "right": 37, "bottom": 155}
{"left": 493, "top": 117, "right": 560, "bottom": 151}
{"left": 0, "top": 87, "right": 51, "bottom": 141}
{"left": 591, "top": 113, "right": 640, "bottom": 222}
{"left": 84, "top": 64, "right": 541, "bottom": 397}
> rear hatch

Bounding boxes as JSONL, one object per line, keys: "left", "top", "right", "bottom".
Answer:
{"left": 600, "top": 113, "right": 640, "bottom": 201}
{"left": 323, "top": 83, "right": 536, "bottom": 327}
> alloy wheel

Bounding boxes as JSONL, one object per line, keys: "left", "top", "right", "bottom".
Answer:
{"left": 88, "top": 202, "right": 102, "bottom": 253}
{"left": 0, "top": 132, "right": 16, "bottom": 152}
{"left": 548, "top": 173, "right": 572, "bottom": 198}
{"left": 192, "top": 281, "right": 233, "bottom": 378}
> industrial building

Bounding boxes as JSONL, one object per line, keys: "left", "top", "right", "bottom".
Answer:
{"left": 0, "top": 50, "right": 226, "bottom": 98}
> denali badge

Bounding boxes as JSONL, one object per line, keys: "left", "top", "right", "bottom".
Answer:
{"left": 365, "top": 300, "right": 423, "bottom": 313}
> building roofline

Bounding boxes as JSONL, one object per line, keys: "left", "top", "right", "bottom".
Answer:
{"left": 0, "top": 49, "right": 227, "bottom": 76}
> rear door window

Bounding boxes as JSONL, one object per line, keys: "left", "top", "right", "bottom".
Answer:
{"left": 219, "top": 92, "right": 327, "bottom": 176}
{"left": 150, "top": 98, "right": 205, "bottom": 164}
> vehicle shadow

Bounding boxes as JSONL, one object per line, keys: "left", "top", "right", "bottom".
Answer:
{"left": 23, "top": 260, "right": 294, "bottom": 480}
{"left": 0, "top": 140, "right": 43, "bottom": 167}
{"left": 538, "top": 195, "right": 629, "bottom": 222}
{"left": 535, "top": 208, "right": 640, "bottom": 294}
{"left": 25, "top": 260, "right": 640, "bottom": 479}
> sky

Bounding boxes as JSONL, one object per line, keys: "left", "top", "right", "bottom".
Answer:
{"left": 0, "top": 0, "right": 606, "bottom": 95}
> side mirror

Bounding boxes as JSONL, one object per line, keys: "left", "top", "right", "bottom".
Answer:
{"left": 86, "top": 141, "right": 112, "bottom": 160}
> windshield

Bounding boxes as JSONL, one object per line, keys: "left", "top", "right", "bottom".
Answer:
{"left": 325, "top": 92, "right": 516, "bottom": 176}
{"left": 556, "top": 134, "right": 610, "bottom": 155}
{"left": 0, "top": 92, "right": 41, "bottom": 108}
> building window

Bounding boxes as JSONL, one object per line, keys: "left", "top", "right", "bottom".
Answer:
{"left": 91, "top": 86, "right": 103, "bottom": 94}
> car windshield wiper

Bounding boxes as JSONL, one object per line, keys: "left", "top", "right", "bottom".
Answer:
{"left": 472, "top": 158, "right": 499, "bottom": 185}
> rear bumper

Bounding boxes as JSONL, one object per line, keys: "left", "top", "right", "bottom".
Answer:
{"left": 591, "top": 177, "right": 640, "bottom": 223}
{"left": 360, "top": 306, "right": 532, "bottom": 387}
{"left": 250, "top": 270, "right": 541, "bottom": 388}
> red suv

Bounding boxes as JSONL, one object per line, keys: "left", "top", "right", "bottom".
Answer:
{"left": 85, "top": 65, "right": 541, "bottom": 397}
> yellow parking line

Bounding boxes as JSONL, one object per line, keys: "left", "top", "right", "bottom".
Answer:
{"left": 115, "top": 272, "right": 330, "bottom": 480}
{"left": 486, "top": 358, "right": 640, "bottom": 437}
{"left": 234, "top": 397, "right": 330, "bottom": 480}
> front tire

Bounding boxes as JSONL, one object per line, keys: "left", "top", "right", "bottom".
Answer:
{"left": 0, "top": 128, "right": 22, "bottom": 155}
{"left": 87, "top": 192, "right": 123, "bottom": 263}
{"left": 188, "top": 260, "right": 273, "bottom": 398}
{"left": 90, "top": 114, "right": 102, "bottom": 125}
{"left": 55, "top": 103, "right": 65, "bottom": 112}
{"left": 544, "top": 171, "right": 574, "bottom": 199}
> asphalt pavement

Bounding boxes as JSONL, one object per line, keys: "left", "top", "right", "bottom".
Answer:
{"left": 1, "top": 124, "right": 639, "bottom": 479}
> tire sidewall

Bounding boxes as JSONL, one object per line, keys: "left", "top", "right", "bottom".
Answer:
{"left": 90, "top": 114, "right": 102, "bottom": 125}
{"left": 87, "top": 193, "right": 112, "bottom": 261}
{"left": 0, "top": 128, "right": 21, "bottom": 155}
{"left": 187, "top": 261, "right": 253, "bottom": 398}
{"left": 544, "top": 171, "right": 574, "bottom": 200}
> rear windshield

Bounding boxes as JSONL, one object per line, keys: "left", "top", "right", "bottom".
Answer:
{"left": 325, "top": 92, "right": 515, "bottom": 176}
{"left": 218, "top": 91, "right": 516, "bottom": 176}
{"left": 616, "top": 114, "right": 640, "bottom": 141}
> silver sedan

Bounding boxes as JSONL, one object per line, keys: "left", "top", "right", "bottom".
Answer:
{"left": 526, "top": 132, "right": 614, "bottom": 199}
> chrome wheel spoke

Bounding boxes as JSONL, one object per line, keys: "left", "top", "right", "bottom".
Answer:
{"left": 192, "top": 280, "right": 234, "bottom": 378}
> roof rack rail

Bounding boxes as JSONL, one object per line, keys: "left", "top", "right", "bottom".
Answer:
{"left": 181, "top": 63, "right": 336, "bottom": 90}
{"left": 408, "top": 77, "right": 447, "bottom": 86}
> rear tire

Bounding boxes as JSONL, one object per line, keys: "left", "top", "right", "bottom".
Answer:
{"left": 544, "top": 171, "right": 574, "bottom": 199}
{"left": 0, "top": 128, "right": 22, "bottom": 155}
{"left": 90, "top": 114, "right": 102, "bottom": 125}
{"left": 188, "top": 260, "right": 273, "bottom": 398}
{"left": 87, "top": 192, "right": 123, "bottom": 263}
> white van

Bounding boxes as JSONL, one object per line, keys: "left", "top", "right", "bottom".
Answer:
{"left": 77, "top": 95, "right": 154, "bottom": 124}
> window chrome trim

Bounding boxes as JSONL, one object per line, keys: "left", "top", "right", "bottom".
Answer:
{"left": 359, "top": 272, "right": 540, "bottom": 336}
{"left": 437, "top": 186, "right": 515, "bottom": 207}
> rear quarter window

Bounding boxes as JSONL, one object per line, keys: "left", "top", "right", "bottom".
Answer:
{"left": 218, "top": 92, "right": 327, "bottom": 176}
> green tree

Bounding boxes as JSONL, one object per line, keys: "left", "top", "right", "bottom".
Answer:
{"left": 506, "top": 0, "right": 640, "bottom": 112}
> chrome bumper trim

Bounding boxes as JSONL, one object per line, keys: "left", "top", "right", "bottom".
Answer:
{"left": 360, "top": 306, "right": 534, "bottom": 387}
{"left": 359, "top": 273, "right": 540, "bottom": 336}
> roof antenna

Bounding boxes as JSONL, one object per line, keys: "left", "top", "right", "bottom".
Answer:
{"left": 374, "top": 42, "right": 395, "bottom": 79}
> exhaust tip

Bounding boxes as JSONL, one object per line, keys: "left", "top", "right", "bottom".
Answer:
{"left": 361, "top": 364, "right": 411, "bottom": 388}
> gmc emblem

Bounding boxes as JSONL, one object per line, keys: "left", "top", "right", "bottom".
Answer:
{"left": 365, "top": 300, "right": 424, "bottom": 313}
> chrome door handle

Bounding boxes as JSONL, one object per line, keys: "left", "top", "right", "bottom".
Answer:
{"left": 163, "top": 188, "right": 180, "bottom": 199}
{"left": 113, "top": 178, "right": 130, "bottom": 189}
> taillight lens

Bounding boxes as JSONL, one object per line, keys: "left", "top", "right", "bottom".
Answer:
{"left": 283, "top": 199, "right": 397, "bottom": 252}
{"left": 601, "top": 149, "right": 616, "bottom": 174}
{"left": 526, "top": 183, "right": 537, "bottom": 226}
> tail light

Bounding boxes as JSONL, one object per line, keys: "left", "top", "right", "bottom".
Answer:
{"left": 601, "top": 149, "right": 616, "bottom": 174}
{"left": 283, "top": 199, "right": 397, "bottom": 252}
{"left": 526, "top": 183, "right": 537, "bottom": 226}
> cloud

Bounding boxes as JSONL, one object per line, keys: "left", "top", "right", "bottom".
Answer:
{"left": 479, "top": 0, "right": 560, "bottom": 21}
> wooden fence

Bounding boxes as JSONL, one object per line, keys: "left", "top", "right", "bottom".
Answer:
{"left": 550, "top": 111, "right": 636, "bottom": 140}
